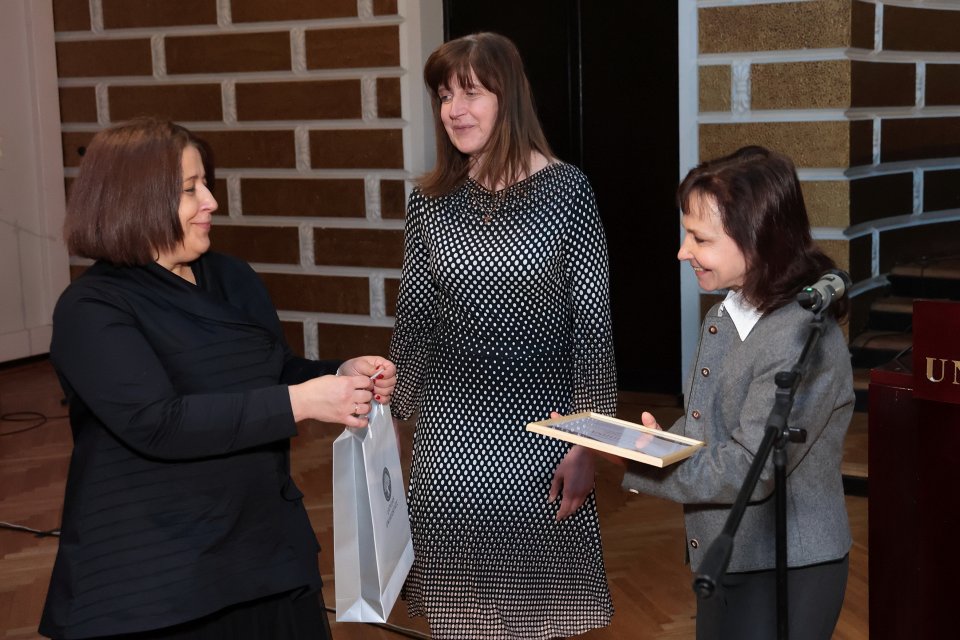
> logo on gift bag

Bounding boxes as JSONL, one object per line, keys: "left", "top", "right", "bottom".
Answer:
{"left": 382, "top": 467, "right": 392, "bottom": 502}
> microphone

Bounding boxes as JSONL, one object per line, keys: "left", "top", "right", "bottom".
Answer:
{"left": 796, "top": 269, "right": 852, "bottom": 313}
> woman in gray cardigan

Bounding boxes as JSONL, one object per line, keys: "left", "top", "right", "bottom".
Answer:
{"left": 621, "top": 146, "right": 853, "bottom": 640}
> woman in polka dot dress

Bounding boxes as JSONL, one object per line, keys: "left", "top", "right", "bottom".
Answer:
{"left": 389, "top": 32, "right": 617, "bottom": 639}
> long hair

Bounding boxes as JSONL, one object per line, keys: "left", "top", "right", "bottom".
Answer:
{"left": 419, "top": 32, "right": 553, "bottom": 197}
{"left": 678, "top": 145, "right": 847, "bottom": 319}
{"left": 65, "top": 117, "right": 205, "bottom": 266}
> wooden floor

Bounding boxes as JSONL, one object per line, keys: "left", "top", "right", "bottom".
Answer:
{"left": 0, "top": 358, "right": 867, "bottom": 639}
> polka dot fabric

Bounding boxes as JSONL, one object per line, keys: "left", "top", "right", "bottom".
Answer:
{"left": 389, "top": 163, "right": 617, "bottom": 639}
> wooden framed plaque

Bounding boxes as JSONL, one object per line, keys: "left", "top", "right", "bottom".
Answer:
{"left": 526, "top": 412, "right": 704, "bottom": 467}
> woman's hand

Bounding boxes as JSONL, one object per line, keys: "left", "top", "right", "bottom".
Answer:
{"left": 338, "top": 356, "right": 397, "bottom": 405}
{"left": 288, "top": 374, "right": 374, "bottom": 428}
{"left": 549, "top": 444, "right": 596, "bottom": 521}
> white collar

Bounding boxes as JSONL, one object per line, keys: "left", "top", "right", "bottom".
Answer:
{"left": 718, "top": 290, "right": 762, "bottom": 341}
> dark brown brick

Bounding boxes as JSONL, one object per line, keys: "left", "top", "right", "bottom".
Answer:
{"left": 879, "top": 221, "right": 960, "bottom": 273}
{"left": 384, "top": 278, "right": 400, "bottom": 317}
{"left": 233, "top": 0, "right": 356, "bottom": 22}
{"left": 102, "top": 0, "right": 216, "bottom": 28}
{"left": 377, "top": 77, "right": 402, "bottom": 118}
{"left": 281, "top": 320, "right": 306, "bottom": 357}
{"left": 851, "top": 1, "right": 875, "bottom": 49}
{"left": 53, "top": 0, "right": 90, "bottom": 32}
{"left": 882, "top": 118, "right": 960, "bottom": 163}
{"left": 310, "top": 129, "right": 403, "bottom": 169}
{"left": 109, "top": 84, "right": 223, "bottom": 122}
{"left": 56, "top": 40, "right": 153, "bottom": 77}
{"left": 314, "top": 228, "right": 403, "bottom": 268}
{"left": 212, "top": 179, "right": 229, "bottom": 216}
{"left": 237, "top": 79, "right": 361, "bottom": 121}
{"left": 195, "top": 130, "right": 297, "bottom": 169}
{"left": 59, "top": 86, "right": 97, "bottom": 123}
{"left": 848, "top": 235, "right": 872, "bottom": 285}
{"left": 926, "top": 65, "right": 960, "bottom": 106}
{"left": 381, "top": 180, "right": 406, "bottom": 219}
{"left": 852, "top": 62, "right": 914, "bottom": 108}
{"left": 884, "top": 5, "right": 960, "bottom": 53}
{"left": 242, "top": 178, "right": 366, "bottom": 217}
{"left": 166, "top": 32, "right": 291, "bottom": 75}
{"left": 373, "top": 0, "right": 398, "bottom": 16}
{"left": 924, "top": 169, "right": 960, "bottom": 212}
{"left": 306, "top": 26, "right": 400, "bottom": 69}
{"left": 211, "top": 225, "right": 300, "bottom": 265}
{"left": 316, "top": 324, "right": 393, "bottom": 361}
{"left": 850, "top": 173, "right": 913, "bottom": 226}
{"left": 850, "top": 119, "right": 873, "bottom": 167}
{"left": 62, "top": 131, "right": 96, "bottom": 167}
{"left": 259, "top": 272, "right": 369, "bottom": 314}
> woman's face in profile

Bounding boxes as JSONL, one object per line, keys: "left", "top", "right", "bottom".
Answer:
{"left": 677, "top": 191, "right": 747, "bottom": 292}
{"left": 157, "top": 145, "right": 217, "bottom": 270}
{"left": 437, "top": 70, "right": 498, "bottom": 159}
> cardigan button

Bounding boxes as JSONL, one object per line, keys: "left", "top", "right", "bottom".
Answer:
{"left": 708, "top": 325, "right": 718, "bottom": 334}
{"left": 691, "top": 410, "right": 701, "bottom": 420}
{"left": 690, "top": 538, "right": 699, "bottom": 549}
{"left": 701, "top": 367, "right": 710, "bottom": 377}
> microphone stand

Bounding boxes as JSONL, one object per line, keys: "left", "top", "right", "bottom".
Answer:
{"left": 691, "top": 308, "right": 827, "bottom": 640}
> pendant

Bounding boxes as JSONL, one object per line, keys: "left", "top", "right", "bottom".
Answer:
{"left": 482, "top": 213, "right": 493, "bottom": 224}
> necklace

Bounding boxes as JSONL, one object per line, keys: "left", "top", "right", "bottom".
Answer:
{"left": 469, "top": 181, "right": 509, "bottom": 225}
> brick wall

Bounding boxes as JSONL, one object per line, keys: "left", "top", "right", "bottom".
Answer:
{"left": 52, "top": 0, "right": 427, "bottom": 361}
{"left": 683, "top": 0, "right": 960, "bottom": 341}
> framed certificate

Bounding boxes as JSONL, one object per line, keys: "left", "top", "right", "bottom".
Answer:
{"left": 526, "top": 412, "right": 704, "bottom": 467}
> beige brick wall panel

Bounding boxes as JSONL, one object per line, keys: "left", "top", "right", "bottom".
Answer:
{"left": 53, "top": 0, "right": 91, "bottom": 32}
{"left": 313, "top": 228, "right": 404, "bottom": 268}
{"left": 281, "top": 321, "right": 306, "bottom": 357}
{"left": 882, "top": 117, "right": 960, "bottom": 163}
{"left": 211, "top": 226, "right": 300, "bottom": 265}
{"left": 236, "top": 80, "right": 362, "bottom": 121}
{"left": 61, "top": 131, "right": 96, "bottom": 167}
{"left": 699, "top": 0, "right": 851, "bottom": 54}
{"left": 849, "top": 119, "right": 873, "bottom": 167}
{"left": 196, "top": 130, "right": 297, "bottom": 169}
{"left": 309, "top": 129, "right": 403, "bottom": 169}
{"left": 851, "top": 62, "right": 914, "bottom": 108}
{"left": 56, "top": 39, "right": 153, "bottom": 78}
{"left": 377, "top": 77, "right": 402, "bottom": 118}
{"left": 373, "top": 0, "right": 399, "bottom": 16}
{"left": 109, "top": 84, "right": 223, "bottom": 122}
{"left": 232, "top": 0, "right": 356, "bottom": 22}
{"left": 801, "top": 181, "right": 849, "bottom": 228}
{"left": 884, "top": 5, "right": 960, "bottom": 53}
{"left": 926, "top": 65, "right": 960, "bottom": 106}
{"left": 305, "top": 26, "right": 400, "bottom": 70}
{"left": 166, "top": 32, "right": 292, "bottom": 75}
{"left": 259, "top": 273, "right": 370, "bottom": 314}
{"left": 316, "top": 324, "right": 393, "bottom": 361}
{"left": 851, "top": 1, "right": 875, "bottom": 49}
{"left": 380, "top": 180, "right": 406, "bottom": 219}
{"left": 816, "top": 239, "right": 850, "bottom": 274}
{"left": 102, "top": 0, "right": 217, "bottom": 29}
{"left": 241, "top": 178, "right": 366, "bottom": 217}
{"left": 58, "top": 87, "right": 97, "bottom": 123}
{"left": 849, "top": 173, "right": 913, "bottom": 225}
{"left": 699, "top": 65, "right": 731, "bottom": 112}
{"left": 879, "top": 221, "right": 960, "bottom": 273}
{"left": 384, "top": 278, "right": 400, "bottom": 316}
{"left": 699, "top": 121, "right": 858, "bottom": 168}
{"left": 753, "top": 61, "right": 849, "bottom": 110}
{"left": 924, "top": 169, "right": 960, "bottom": 212}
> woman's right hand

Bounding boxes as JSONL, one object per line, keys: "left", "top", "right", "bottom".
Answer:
{"left": 288, "top": 374, "right": 374, "bottom": 427}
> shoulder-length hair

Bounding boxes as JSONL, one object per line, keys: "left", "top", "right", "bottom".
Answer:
{"left": 64, "top": 117, "right": 208, "bottom": 266}
{"left": 419, "top": 32, "right": 553, "bottom": 197}
{"left": 677, "top": 145, "right": 847, "bottom": 319}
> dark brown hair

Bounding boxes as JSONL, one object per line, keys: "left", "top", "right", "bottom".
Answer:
{"left": 419, "top": 32, "right": 553, "bottom": 197}
{"left": 65, "top": 117, "right": 207, "bottom": 266}
{"left": 678, "top": 145, "right": 847, "bottom": 319}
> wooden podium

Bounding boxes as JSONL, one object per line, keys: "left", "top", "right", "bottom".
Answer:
{"left": 868, "top": 300, "right": 960, "bottom": 639}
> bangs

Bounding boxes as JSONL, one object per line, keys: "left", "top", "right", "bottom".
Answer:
{"left": 424, "top": 42, "right": 498, "bottom": 96}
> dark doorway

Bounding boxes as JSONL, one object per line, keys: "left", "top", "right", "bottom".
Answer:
{"left": 442, "top": 1, "right": 681, "bottom": 395}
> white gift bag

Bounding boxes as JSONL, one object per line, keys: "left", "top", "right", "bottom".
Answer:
{"left": 333, "top": 401, "right": 414, "bottom": 622}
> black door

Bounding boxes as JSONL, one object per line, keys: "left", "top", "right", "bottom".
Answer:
{"left": 443, "top": 0, "right": 681, "bottom": 395}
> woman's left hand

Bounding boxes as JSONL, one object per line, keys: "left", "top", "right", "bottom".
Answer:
{"left": 549, "top": 444, "right": 595, "bottom": 521}
{"left": 338, "top": 356, "right": 397, "bottom": 405}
